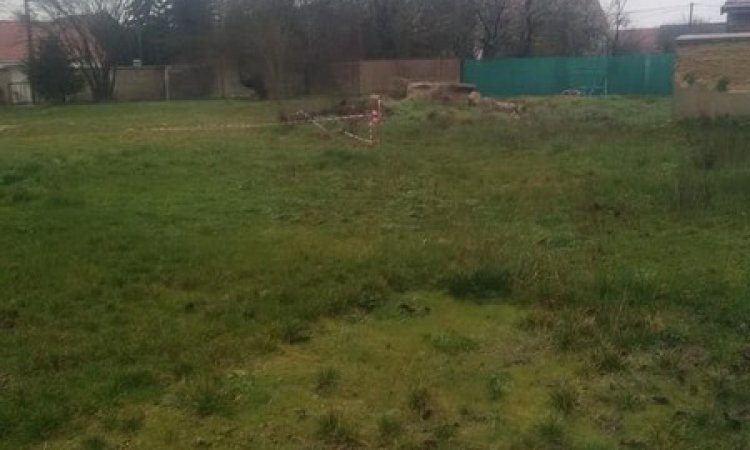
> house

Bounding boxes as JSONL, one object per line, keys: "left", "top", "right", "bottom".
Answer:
{"left": 617, "top": 28, "right": 661, "bottom": 54}
{"left": 658, "top": 23, "right": 727, "bottom": 52}
{"left": 0, "top": 20, "right": 35, "bottom": 104}
{"left": 723, "top": 0, "right": 750, "bottom": 32}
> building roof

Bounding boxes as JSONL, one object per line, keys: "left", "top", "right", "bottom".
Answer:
{"left": 0, "top": 21, "right": 30, "bottom": 61}
{"left": 676, "top": 32, "right": 750, "bottom": 43}
{"left": 723, "top": 0, "right": 750, "bottom": 13}
{"left": 619, "top": 28, "right": 661, "bottom": 54}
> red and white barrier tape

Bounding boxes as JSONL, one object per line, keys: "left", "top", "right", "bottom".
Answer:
{"left": 148, "top": 98, "right": 384, "bottom": 147}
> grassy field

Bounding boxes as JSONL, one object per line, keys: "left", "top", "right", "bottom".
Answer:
{"left": 1, "top": 96, "right": 750, "bottom": 449}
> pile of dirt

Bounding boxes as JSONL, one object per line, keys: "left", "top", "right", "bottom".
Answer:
{"left": 404, "top": 81, "right": 525, "bottom": 118}
{"left": 406, "top": 82, "right": 478, "bottom": 103}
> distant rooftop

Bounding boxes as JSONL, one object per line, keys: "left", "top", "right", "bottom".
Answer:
{"left": 723, "top": 0, "right": 750, "bottom": 13}
{"left": 676, "top": 32, "right": 750, "bottom": 43}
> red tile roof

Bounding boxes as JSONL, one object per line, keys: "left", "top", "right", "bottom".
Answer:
{"left": 0, "top": 21, "right": 29, "bottom": 61}
{"left": 619, "top": 28, "right": 661, "bottom": 54}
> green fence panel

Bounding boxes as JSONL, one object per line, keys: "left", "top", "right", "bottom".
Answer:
{"left": 462, "top": 54, "right": 675, "bottom": 97}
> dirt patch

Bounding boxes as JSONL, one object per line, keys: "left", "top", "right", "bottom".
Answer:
{"left": 407, "top": 82, "right": 477, "bottom": 103}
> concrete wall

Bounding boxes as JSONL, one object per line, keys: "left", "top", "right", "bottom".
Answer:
{"left": 674, "top": 35, "right": 750, "bottom": 118}
{"left": 115, "top": 67, "right": 164, "bottom": 101}
{"left": 728, "top": 13, "right": 750, "bottom": 32}
{"left": 0, "top": 65, "right": 31, "bottom": 104}
{"left": 72, "top": 66, "right": 217, "bottom": 102}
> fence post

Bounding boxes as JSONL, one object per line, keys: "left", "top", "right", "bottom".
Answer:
{"left": 164, "top": 65, "right": 171, "bottom": 102}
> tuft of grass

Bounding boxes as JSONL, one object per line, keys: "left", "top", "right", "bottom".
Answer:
{"left": 274, "top": 318, "right": 312, "bottom": 344}
{"left": 109, "top": 369, "right": 160, "bottom": 397}
{"left": 434, "top": 422, "right": 458, "bottom": 441}
{"left": 534, "top": 416, "right": 567, "bottom": 447}
{"left": 591, "top": 344, "right": 626, "bottom": 373}
{"left": 613, "top": 391, "right": 643, "bottom": 413}
{"left": 487, "top": 371, "right": 513, "bottom": 401}
{"left": 444, "top": 267, "right": 512, "bottom": 302}
{"left": 80, "top": 436, "right": 108, "bottom": 450}
{"left": 118, "top": 409, "right": 145, "bottom": 433}
{"left": 189, "top": 377, "right": 234, "bottom": 418}
{"left": 315, "top": 412, "right": 359, "bottom": 447}
{"left": 426, "top": 331, "right": 479, "bottom": 355}
{"left": 377, "top": 415, "right": 403, "bottom": 442}
{"left": 315, "top": 367, "right": 340, "bottom": 395}
{"left": 408, "top": 387, "right": 433, "bottom": 420}
{"left": 549, "top": 382, "right": 579, "bottom": 416}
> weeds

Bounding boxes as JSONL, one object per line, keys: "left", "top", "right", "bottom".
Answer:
{"left": 189, "top": 377, "right": 234, "bottom": 417}
{"left": 444, "top": 267, "right": 512, "bottom": 302}
{"left": 81, "top": 436, "right": 108, "bottom": 450}
{"left": 549, "top": 383, "right": 578, "bottom": 416}
{"left": 487, "top": 371, "right": 513, "bottom": 401}
{"left": 591, "top": 344, "right": 626, "bottom": 373}
{"left": 315, "top": 367, "right": 340, "bottom": 395}
{"left": 377, "top": 415, "right": 403, "bottom": 442}
{"left": 118, "top": 409, "right": 145, "bottom": 433}
{"left": 534, "top": 416, "right": 567, "bottom": 448}
{"left": 274, "top": 318, "right": 312, "bottom": 344}
{"left": 408, "top": 387, "right": 433, "bottom": 420}
{"left": 315, "top": 412, "right": 359, "bottom": 447}
{"left": 426, "top": 331, "right": 479, "bottom": 355}
{"left": 613, "top": 391, "right": 643, "bottom": 412}
{"left": 4, "top": 98, "right": 750, "bottom": 449}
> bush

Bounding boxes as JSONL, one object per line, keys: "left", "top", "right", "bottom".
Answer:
{"left": 25, "top": 36, "right": 83, "bottom": 103}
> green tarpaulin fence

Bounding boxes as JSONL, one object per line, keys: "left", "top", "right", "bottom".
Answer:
{"left": 462, "top": 54, "right": 675, "bottom": 97}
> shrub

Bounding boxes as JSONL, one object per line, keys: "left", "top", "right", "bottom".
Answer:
{"left": 716, "top": 77, "right": 730, "bottom": 93}
{"left": 25, "top": 36, "right": 83, "bottom": 103}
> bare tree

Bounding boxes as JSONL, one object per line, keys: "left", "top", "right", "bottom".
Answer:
{"left": 36, "top": 0, "right": 132, "bottom": 101}
{"left": 546, "top": 0, "right": 609, "bottom": 56}
{"left": 518, "top": 0, "right": 553, "bottom": 57}
{"left": 608, "top": 0, "right": 629, "bottom": 54}
{"left": 474, "top": 0, "right": 512, "bottom": 58}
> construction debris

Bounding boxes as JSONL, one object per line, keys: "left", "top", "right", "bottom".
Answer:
{"left": 406, "top": 82, "right": 478, "bottom": 103}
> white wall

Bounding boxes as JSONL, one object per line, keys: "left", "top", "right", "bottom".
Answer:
{"left": 0, "top": 64, "right": 31, "bottom": 104}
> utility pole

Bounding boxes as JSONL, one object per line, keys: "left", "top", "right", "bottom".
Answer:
{"left": 23, "top": 0, "right": 36, "bottom": 104}
{"left": 689, "top": 2, "right": 695, "bottom": 26}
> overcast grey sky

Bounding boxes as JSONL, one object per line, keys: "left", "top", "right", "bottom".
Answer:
{"left": 0, "top": 0, "right": 730, "bottom": 28}
{"left": 624, "top": 0, "right": 724, "bottom": 27}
